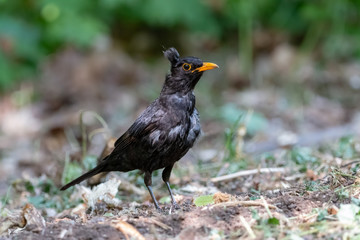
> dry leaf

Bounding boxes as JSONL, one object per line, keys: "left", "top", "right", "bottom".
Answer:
{"left": 0, "top": 209, "right": 24, "bottom": 234}
{"left": 23, "top": 203, "right": 46, "bottom": 229}
{"left": 71, "top": 203, "right": 87, "bottom": 222}
{"left": 355, "top": 178, "right": 360, "bottom": 185}
{"left": 327, "top": 205, "right": 339, "bottom": 215}
{"left": 306, "top": 169, "right": 318, "bottom": 180}
{"left": 111, "top": 219, "right": 145, "bottom": 240}
{"left": 213, "top": 192, "right": 232, "bottom": 204}
{"left": 81, "top": 178, "right": 122, "bottom": 210}
{"left": 0, "top": 204, "right": 45, "bottom": 235}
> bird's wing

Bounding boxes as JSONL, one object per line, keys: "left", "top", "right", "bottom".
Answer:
{"left": 113, "top": 102, "right": 163, "bottom": 151}
{"left": 113, "top": 121, "right": 157, "bottom": 150}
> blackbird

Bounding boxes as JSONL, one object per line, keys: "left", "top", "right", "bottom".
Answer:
{"left": 60, "top": 48, "right": 219, "bottom": 209}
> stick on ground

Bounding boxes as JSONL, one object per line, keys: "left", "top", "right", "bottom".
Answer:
{"left": 210, "top": 167, "right": 285, "bottom": 183}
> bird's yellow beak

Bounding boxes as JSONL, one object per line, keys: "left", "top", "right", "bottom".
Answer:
{"left": 193, "top": 62, "right": 219, "bottom": 72}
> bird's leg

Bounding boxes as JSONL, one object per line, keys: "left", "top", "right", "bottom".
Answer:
{"left": 162, "top": 164, "right": 179, "bottom": 208}
{"left": 144, "top": 171, "right": 160, "bottom": 210}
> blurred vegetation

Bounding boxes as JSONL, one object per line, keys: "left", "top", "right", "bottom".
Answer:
{"left": 0, "top": 0, "right": 360, "bottom": 90}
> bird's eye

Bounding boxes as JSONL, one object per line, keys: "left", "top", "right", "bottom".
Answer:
{"left": 182, "top": 63, "right": 191, "bottom": 71}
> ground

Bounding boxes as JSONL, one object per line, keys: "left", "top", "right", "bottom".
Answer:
{"left": 2, "top": 173, "right": 359, "bottom": 239}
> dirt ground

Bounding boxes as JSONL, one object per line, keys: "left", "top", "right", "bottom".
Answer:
{"left": 1, "top": 170, "right": 357, "bottom": 240}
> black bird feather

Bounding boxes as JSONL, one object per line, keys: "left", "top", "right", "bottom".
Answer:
{"left": 60, "top": 48, "right": 218, "bottom": 209}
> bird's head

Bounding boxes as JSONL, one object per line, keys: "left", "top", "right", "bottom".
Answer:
{"left": 161, "top": 47, "right": 218, "bottom": 94}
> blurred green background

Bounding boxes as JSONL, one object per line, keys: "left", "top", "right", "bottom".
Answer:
{"left": 1, "top": 0, "right": 360, "bottom": 90}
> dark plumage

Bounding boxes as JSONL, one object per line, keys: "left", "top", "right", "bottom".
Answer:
{"left": 60, "top": 48, "right": 219, "bottom": 209}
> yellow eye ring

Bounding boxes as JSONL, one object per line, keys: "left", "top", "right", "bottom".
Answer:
{"left": 182, "top": 63, "right": 191, "bottom": 71}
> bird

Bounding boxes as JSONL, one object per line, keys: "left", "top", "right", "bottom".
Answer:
{"left": 60, "top": 47, "right": 219, "bottom": 209}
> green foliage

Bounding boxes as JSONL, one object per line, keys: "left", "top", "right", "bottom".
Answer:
{"left": 351, "top": 197, "right": 360, "bottom": 206}
{"left": 290, "top": 147, "right": 319, "bottom": 172}
{"left": 194, "top": 195, "right": 214, "bottom": 207}
{"left": 223, "top": 122, "right": 248, "bottom": 171}
{"left": 334, "top": 136, "right": 358, "bottom": 159}
{"left": 267, "top": 217, "right": 280, "bottom": 225}
{"left": 251, "top": 209, "right": 280, "bottom": 238}
{"left": 220, "top": 104, "right": 268, "bottom": 136}
{"left": 304, "top": 180, "right": 320, "bottom": 192}
{"left": 315, "top": 209, "right": 329, "bottom": 222}
{"left": 336, "top": 187, "right": 350, "bottom": 200}
{"left": 61, "top": 153, "right": 97, "bottom": 189}
{"left": 0, "top": 187, "right": 11, "bottom": 210}
{"left": 291, "top": 147, "right": 318, "bottom": 165}
{"left": 209, "top": 229, "right": 225, "bottom": 239}
{"left": 350, "top": 163, "right": 360, "bottom": 175}
{"left": 62, "top": 161, "right": 83, "bottom": 185}
{"left": 25, "top": 179, "right": 81, "bottom": 211}
{"left": 0, "top": 0, "right": 108, "bottom": 90}
{"left": 1, "top": 0, "right": 360, "bottom": 89}
{"left": 82, "top": 155, "right": 98, "bottom": 171}
{"left": 221, "top": 104, "right": 267, "bottom": 169}
{"left": 135, "top": 0, "right": 220, "bottom": 35}
{"left": 224, "top": 127, "right": 239, "bottom": 163}
{"left": 103, "top": 212, "right": 115, "bottom": 217}
{"left": 61, "top": 153, "right": 83, "bottom": 186}
{"left": 24, "top": 180, "right": 35, "bottom": 193}
{"left": 159, "top": 196, "right": 171, "bottom": 204}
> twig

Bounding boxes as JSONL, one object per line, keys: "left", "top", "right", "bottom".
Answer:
{"left": 211, "top": 167, "right": 285, "bottom": 183}
{"left": 341, "top": 159, "right": 360, "bottom": 168}
{"left": 302, "top": 213, "right": 318, "bottom": 222}
{"left": 261, "top": 196, "right": 273, "bottom": 218}
{"left": 208, "top": 200, "right": 277, "bottom": 210}
{"left": 240, "top": 216, "right": 256, "bottom": 239}
{"left": 283, "top": 173, "right": 305, "bottom": 181}
{"left": 143, "top": 218, "right": 173, "bottom": 231}
{"left": 61, "top": 152, "right": 71, "bottom": 186}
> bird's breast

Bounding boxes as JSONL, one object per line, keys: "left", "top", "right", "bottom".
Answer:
{"left": 162, "top": 93, "right": 195, "bottom": 112}
{"left": 139, "top": 106, "right": 200, "bottom": 172}
{"left": 186, "top": 109, "right": 201, "bottom": 145}
{"left": 148, "top": 110, "right": 199, "bottom": 148}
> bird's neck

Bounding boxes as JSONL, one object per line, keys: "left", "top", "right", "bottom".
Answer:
{"left": 160, "top": 74, "right": 200, "bottom": 96}
{"left": 159, "top": 91, "right": 196, "bottom": 113}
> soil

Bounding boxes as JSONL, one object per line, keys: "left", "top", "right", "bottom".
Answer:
{"left": 2, "top": 177, "right": 353, "bottom": 240}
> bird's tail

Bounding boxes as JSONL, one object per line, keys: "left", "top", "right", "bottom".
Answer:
{"left": 60, "top": 161, "right": 107, "bottom": 191}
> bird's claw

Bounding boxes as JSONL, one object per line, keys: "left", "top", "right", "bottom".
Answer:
{"left": 171, "top": 202, "right": 180, "bottom": 210}
{"left": 154, "top": 205, "right": 166, "bottom": 214}
{"left": 154, "top": 202, "right": 161, "bottom": 211}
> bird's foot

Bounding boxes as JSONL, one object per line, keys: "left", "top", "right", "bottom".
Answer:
{"left": 154, "top": 202, "right": 161, "bottom": 211}
{"left": 171, "top": 202, "right": 180, "bottom": 210}
{"left": 156, "top": 207, "right": 165, "bottom": 213}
